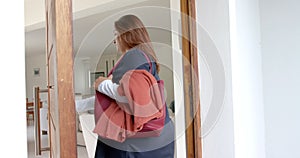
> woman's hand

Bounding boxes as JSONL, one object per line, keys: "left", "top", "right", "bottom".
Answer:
{"left": 93, "top": 75, "right": 113, "bottom": 90}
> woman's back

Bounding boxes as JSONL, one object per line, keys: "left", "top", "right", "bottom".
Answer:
{"left": 95, "top": 48, "right": 175, "bottom": 157}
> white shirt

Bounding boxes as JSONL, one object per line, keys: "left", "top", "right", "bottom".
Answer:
{"left": 97, "top": 80, "right": 128, "bottom": 103}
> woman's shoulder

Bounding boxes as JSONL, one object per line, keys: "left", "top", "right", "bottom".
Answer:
{"left": 116, "top": 48, "right": 145, "bottom": 69}
{"left": 125, "top": 48, "right": 144, "bottom": 57}
{"left": 122, "top": 48, "right": 148, "bottom": 62}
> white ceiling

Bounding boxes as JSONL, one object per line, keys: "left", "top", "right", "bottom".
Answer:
{"left": 25, "top": 0, "right": 172, "bottom": 58}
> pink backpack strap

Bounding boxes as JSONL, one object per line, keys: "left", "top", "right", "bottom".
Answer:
{"left": 140, "top": 51, "right": 153, "bottom": 74}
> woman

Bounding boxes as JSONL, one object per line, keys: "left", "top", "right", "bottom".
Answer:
{"left": 93, "top": 14, "right": 175, "bottom": 158}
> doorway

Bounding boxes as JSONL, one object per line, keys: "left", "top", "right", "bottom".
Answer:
{"left": 25, "top": 0, "right": 201, "bottom": 157}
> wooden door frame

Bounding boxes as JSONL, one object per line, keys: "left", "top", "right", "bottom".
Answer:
{"left": 46, "top": 0, "right": 77, "bottom": 157}
{"left": 180, "top": 0, "right": 202, "bottom": 157}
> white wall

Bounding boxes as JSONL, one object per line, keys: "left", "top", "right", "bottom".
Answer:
{"left": 25, "top": 53, "right": 48, "bottom": 102}
{"left": 229, "top": 0, "right": 266, "bottom": 157}
{"left": 196, "top": 0, "right": 235, "bottom": 158}
{"left": 25, "top": 48, "right": 99, "bottom": 100}
{"left": 0, "top": 1, "right": 27, "bottom": 157}
{"left": 260, "top": 0, "right": 300, "bottom": 157}
{"left": 74, "top": 55, "right": 99, "bottom": 95}
{"left": 197, "top": 0, "right": 267, "bottom": 157}
{"left": 170, "top": 0, "right": 187, "bottom": 157}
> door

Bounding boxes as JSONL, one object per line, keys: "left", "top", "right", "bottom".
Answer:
{"left": 180, "top": 0, "right": 202, "bottom": 157}
{"left": 45, "top": 0, "right": 77, "bottom": 158}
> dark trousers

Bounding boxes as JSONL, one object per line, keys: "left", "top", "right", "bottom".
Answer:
{"left": 94, "top": 139, "right": 174, "bottom": 158}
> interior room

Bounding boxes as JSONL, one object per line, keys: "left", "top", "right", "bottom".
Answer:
{"left": 2, "top": 0, "right": 297, "bottom": 157}
{"left": 25, "top": 0, "right": 177, "bottom": 157}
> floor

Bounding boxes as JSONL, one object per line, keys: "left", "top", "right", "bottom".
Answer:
{"left": 26, "top": 120, "right": 89, "bottom": 158}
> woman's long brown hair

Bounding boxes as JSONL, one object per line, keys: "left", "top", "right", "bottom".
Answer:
{"left": 114, "top": 14, "right": 160, "bottom": 72}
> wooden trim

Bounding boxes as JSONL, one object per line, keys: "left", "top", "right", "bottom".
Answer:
{"left": 35, "top": 87, "right": 42, "bottom": 155}
{"left": 180, "top": 0, "right": 202, "bottom": 157}
{"left": 55, "top": 0, "right": 77, "bottom": 157}
{"left": 46, "top": 0, "right": 76, "bottom": 157}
